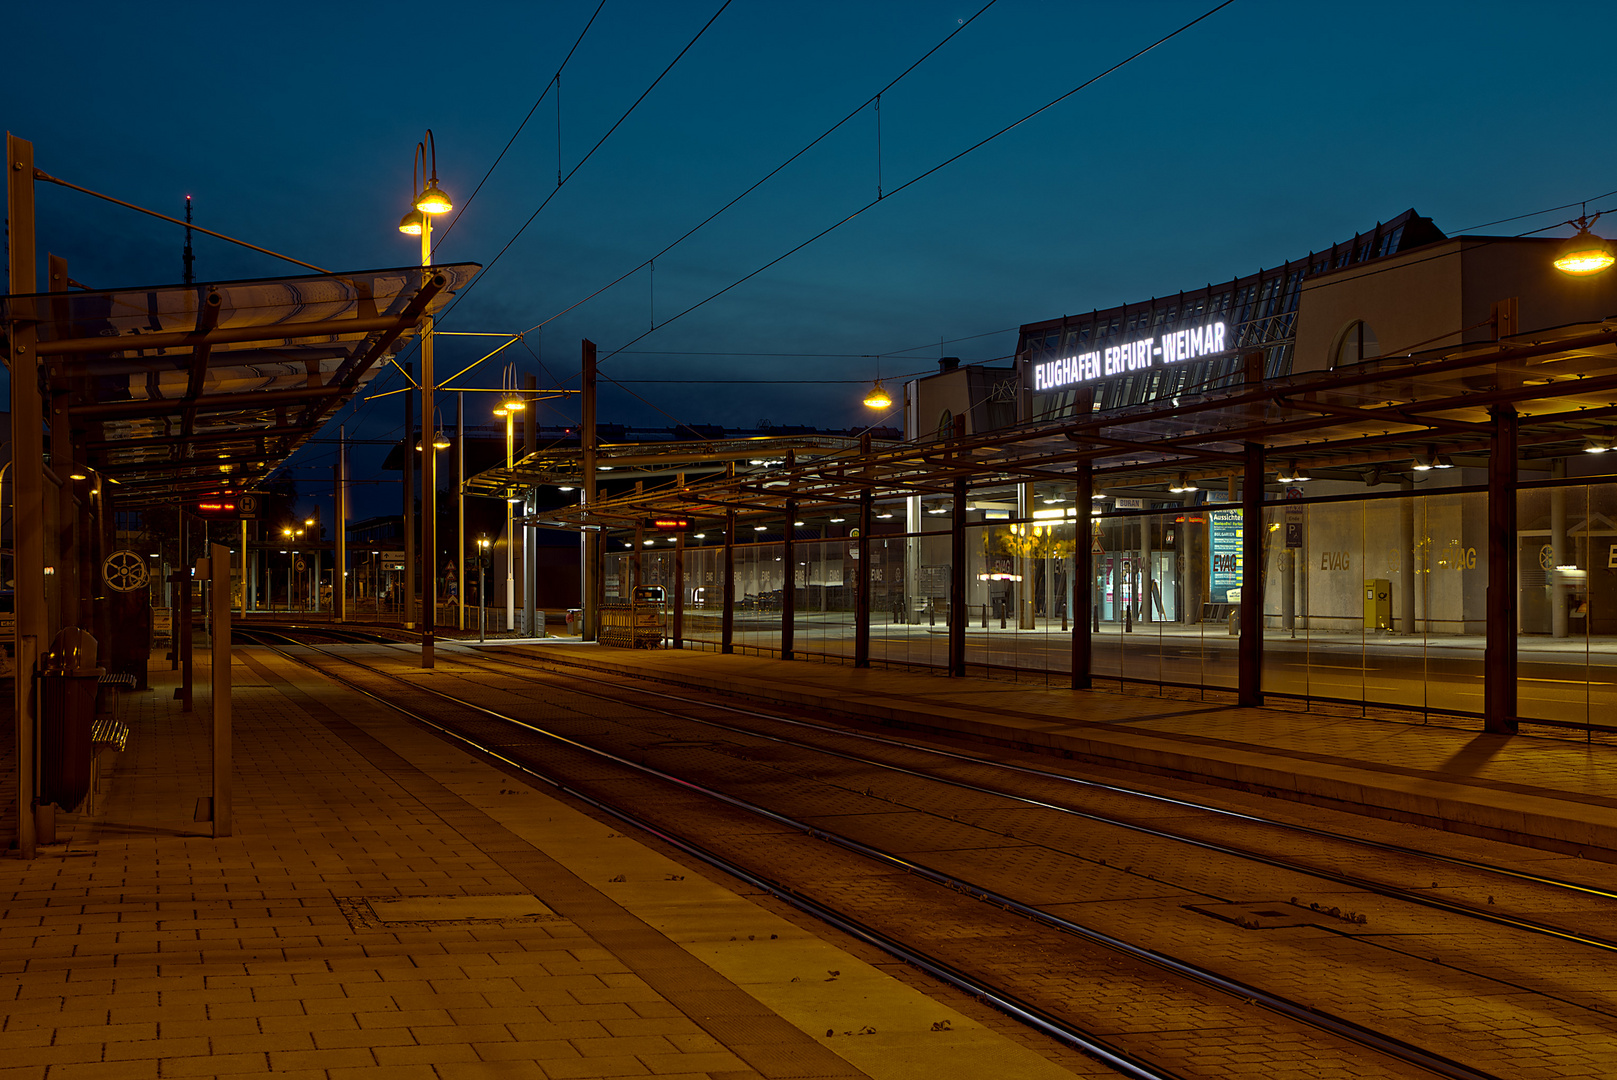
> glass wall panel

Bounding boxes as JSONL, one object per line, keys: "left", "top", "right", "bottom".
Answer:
{"left": 1588, "top": 483, "right": 1617, "bottom": 729}
{"left": 684, "top": 544, "right": 722, "bottom": 648}
{"left": 1417, "top": 491, "right": 1486, "bottom": 717}
{"left": 1254, "top": 490, "right": 1486, "bottom": 719}
{"left": 586, "top": 480, "right": 1617, "bottom": 729}
{"left": 793, "top": 536, "right": 855, "bottom": 662}
{"left": 1518, "top": 483, "right": 1609, "bottom": 728}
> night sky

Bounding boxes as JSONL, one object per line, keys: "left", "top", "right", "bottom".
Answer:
{"left": 8, "top": 1, "right": 1616, "bottom": 514}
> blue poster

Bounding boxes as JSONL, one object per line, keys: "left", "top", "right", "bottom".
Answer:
{"left": 1209, "top": 509, "right": 1242, "bottom": 603}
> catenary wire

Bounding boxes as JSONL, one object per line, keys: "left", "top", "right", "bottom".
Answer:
{"left": 426, "top": 1, "right": 734, "bottom": 327}
{"left": 514, "top": 0, "right": 1002, "bottom": 339}
{"left": 586, "top": 0, "right": 1240, "bottom": 375}
{"left": 432, "top": 0, "right": 608, "bottom": 248}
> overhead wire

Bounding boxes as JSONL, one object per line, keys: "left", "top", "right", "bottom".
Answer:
{"left": 1455, "top": 188, "right": 1617, "bottom": 234}
{"left": 433, "top": 0, "right": 608, "bottom": 247}
{"left": 333, "top": 1, "right": 1008, "bottom": 452}
{"left": 587, "top": 0, "right": 1239, "bottom": 374}
{"left": 468, "top": 0, "right": 1226, "bottom": 453}
{"left": 349, "top": 0, "right": 732, "bottom": 447}
{"left": 427, "top": 0, "right": 734, "bottom": 326}
{"left": 516, "top": 0, "right": 1002, "bottom": 339}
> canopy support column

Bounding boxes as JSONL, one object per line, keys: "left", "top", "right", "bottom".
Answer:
{"left": 1237, "top": 442, "right": 1264, "bottom": 708}
{"left": 782, "top": 487, "right": 797, "bottom": 660}
{"left": 1072, "top": 462, "right": 1092, "bottom": 690}
{"left": 722, "top": 461, "right": 735, "bottom": 654}
{"left": 854, "top": 434, "right": 872, "bottom": 668}
{"left": 1484, "top": 405, "right": 1520, "bottom": 734}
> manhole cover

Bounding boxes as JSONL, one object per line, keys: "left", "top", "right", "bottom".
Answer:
{"left": 335, "top": 894, "right": 558, "bottom": 930}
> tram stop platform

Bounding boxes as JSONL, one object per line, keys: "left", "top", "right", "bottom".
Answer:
{"left": 512, "top": 642, "right": 1617, "bottom": 864}
{"left": 0, "top": 650, "right": 1087, "bottom": 1080}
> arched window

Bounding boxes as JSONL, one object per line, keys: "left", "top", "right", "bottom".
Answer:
{"left": 1331, "top": 320, "right": 1381, "bottom": 368}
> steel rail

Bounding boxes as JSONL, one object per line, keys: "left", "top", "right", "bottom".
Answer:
{"left": 246, "top": 638, "right": 1182, "bottom": 1080}
{"left": 431, "top": 644, "right": 1617, "bottom": 956}
{"left": 488, "top": 646, "right": 1617, "bottom": 902}
{"left": 262, "top": 638, "right": 1503, "bottom": 1080}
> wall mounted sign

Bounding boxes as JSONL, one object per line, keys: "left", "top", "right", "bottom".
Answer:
{"left": 1209, "top": 509, "right": 1242, "bottom": 603}
{"left": 1032, "top": 321, "right": 1229, "bottom": 392}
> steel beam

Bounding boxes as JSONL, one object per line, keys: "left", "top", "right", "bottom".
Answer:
{"left": 8, "top": 133, "right": 41, "bottom": 858}
{"left": 36, "top": 307, "right": 434, "bottom": 357}
{"left": 582, "top": 340, "right": 598, "bottom": 641}
{"left": 1072, "top": 462, "right": 1092, "bottom": 690}
{"left": 721, "top": 501, "right": 735, "bottom": 655}
{"left": 782, "top": 481, "right": 796, "bottom": 661}
{"left": 1484, "top": 406, "right": 1519, "bottom": 734}
{"left": 949, "top": 475, "right": 967, "bottom": 677}
{"left": 1237, "top": 442, "right": 1264, "bottom": 707}
{"left": 673, "top": 532, "right": 685, "bottom": 650}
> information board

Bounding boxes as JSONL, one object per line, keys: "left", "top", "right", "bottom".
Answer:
{"left": 1209, "top": 509, "right": 1243, "bottom": 603}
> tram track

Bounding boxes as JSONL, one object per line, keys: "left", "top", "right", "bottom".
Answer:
{"left": 452, "top": 643, "right": 1617, "bottom": 951}
{"left": 239, "top": 633, "right": 1543, "bottom": 1080}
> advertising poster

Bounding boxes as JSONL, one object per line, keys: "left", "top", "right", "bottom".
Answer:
{"left": 1209, "top": 509, "right": 1242, "bottom": 603}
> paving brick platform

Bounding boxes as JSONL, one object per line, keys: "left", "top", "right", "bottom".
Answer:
{"left": 510, "top": 642, "right": 1617, "bottom": 862}
{"left": 0, "top": 652, "right": 1087, "bottom": 1080}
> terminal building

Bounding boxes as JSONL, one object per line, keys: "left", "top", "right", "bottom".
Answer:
{"left": 546, "top": 206, "right": 1617, "bottom": 738}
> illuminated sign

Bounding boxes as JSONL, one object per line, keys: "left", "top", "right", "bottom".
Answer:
{"left": 1032, "top": 321, "right": 1229, "bottom": 392}
{"left": 646, "top": 517, "right": 692, "bottom": 532}
{"left": 1209, "top": 508, "right": 1242, "bottom": 603}
{"left": 195, "top": 500, "right": 238, "bottom": 519}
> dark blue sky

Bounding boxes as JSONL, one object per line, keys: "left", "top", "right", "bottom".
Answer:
{"left": 9, "top": 0, "right": 1616, "bottom": 509}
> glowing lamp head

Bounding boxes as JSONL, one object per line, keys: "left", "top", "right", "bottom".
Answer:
{"left": 862, "top": 379, "right": 893, "bottom": 410}
{"left": 501, "top": 397, "right": 525, "bottom": 413}
{"left": 397, "top": 208, "right": 424, "bottom": 236}
{"left": 1554, "top": 227, "right": 1615, "bottom": 276}
{"left": 415, "top": 179, "right": 453, "bottom": 215}
{"left": 433, "top": 434, "right": 452, "bottom": 450}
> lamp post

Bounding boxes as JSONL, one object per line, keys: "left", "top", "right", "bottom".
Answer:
{"left": 399, "top": 129, "right": 453, "bottom": 668}
{"left": 281, "top": 527, "right": 295, "bottom": 612}
{"left": 477, "top": 535, "right": 491, "bottom": 643}
{"left": 494, "top": 391, "right": 525, "bottom": 632}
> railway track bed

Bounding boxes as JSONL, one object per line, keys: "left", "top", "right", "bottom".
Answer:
{"left": 234, "top": 633, "right": 1617, "bottom": 1079}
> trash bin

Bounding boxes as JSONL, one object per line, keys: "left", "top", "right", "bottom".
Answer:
{"left": 566, "top": 608, "right": 582, "bottom": 634}
{"left": 39, "top": 627, "right": 104, "bottom": 811}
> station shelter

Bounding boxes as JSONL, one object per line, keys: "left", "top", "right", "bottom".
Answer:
{"left": 4, "top": 131, "right": 479, "bottom": 853}
{"left": 486, "top": 208, "right": 1617, "bottom": 739}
